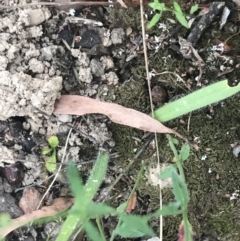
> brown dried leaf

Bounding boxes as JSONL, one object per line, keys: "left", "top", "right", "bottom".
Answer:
{"left": 19, "top": 187, "right": 43, "bottom": 214}
{"left": 0, "top": 198, "right": 74, "bottom": 239}
{"left": 54, "top": 95, "right": 174, "bottom": 134}
{"left": 126, "top": 192, "right": 137, "bottom": 213}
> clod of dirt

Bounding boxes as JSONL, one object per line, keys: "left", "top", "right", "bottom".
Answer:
{"left": 28, "top": 58, "right": 45, "bottom": 73}
{"left": 0, "top": 71, "right": 62, "bottom": 120}
{"left": 43, "top": 221, "right": 62, "bottom": 240}
{"left": 0, "top": 144, "right": 19, "bottom": 166}
{"left": 19, "top": 187, "right": 43, "bottom": 214}
{"left": 90, "top": 58, "right": 105, "bottom": 77}
{"left": 101, "top": 72, "right": 119, "bottom": 85}
{"left": 0, "top": 56, "right": 8, "bottom": 70}
{"left": 19, "top": 8, "right": 51, "bottom": 27}
{"left": 79, "top": 116, "right": 115, "bottom": 146}
{"left": 100, "top": 56, "right": 114, "bottom": 70}
{"left": 151, "top": 85, "right": 168, "bottom": 104}
{"left": 99, "top": 28, "right": 112, "bottom": 47}
{"left": 111, "top": 28, "right": 125, "bottom": 45}
{"left": 0, "top": 179, "right": 23, "bottom": 218}
{"left": 22, "top": 154, "right": 42, "bottom": 186}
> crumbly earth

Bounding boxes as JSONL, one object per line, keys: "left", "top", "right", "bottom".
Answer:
{"left": 0, "top": 0, "right": 240, "bottom": 240}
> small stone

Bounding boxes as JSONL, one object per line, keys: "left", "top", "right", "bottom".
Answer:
{"left": 102, "top": 72, "right": 119, "bottom": 85}
{"left": 2, "top": 162, "right": 25, "bottom": 186}
{"left": 90, "top": 58, "right": 104, "bottom": 77}
{"left": 19, "top": 8, "right": 51, "bottom": 27}
{"left": 79, "top": 67, "right": 92, "bottom": 83}
{"left": 29, "top": 58, "right": 45, "bottom": 73}
{"left": 111, "top": 28, "right": 125, "bottom": 45}
{"left": 100, "top": 56, "right": 114, "bottom": 70}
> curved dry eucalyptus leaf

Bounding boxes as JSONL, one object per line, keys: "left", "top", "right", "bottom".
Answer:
{"left": 54, "top": 95, "right": 174, "bottom": 134}
{"left": 0, "top": 198, "right": 74, "bottom": 239}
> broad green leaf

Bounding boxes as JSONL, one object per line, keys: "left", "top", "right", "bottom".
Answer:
{"left": 154, "top": 80, "right": 240, "bottom": 122}
{"left": 84, "top": 152, "right": 109, "bottom": 205}
{"left": 151, "top": 202, "right": 182, "bottom": 217}
{"left": 190, "top": 4, "right": 199, "bottom": 14}
{"left": 148, "top": 13, "right": 162, "bottom": 29}
{"left": 41, "top": 147, "right": 53, "bottom": 155}
{"left": 174, "top": 12, "right": 189, "bottom": 28}
{"left": 179, "top": 144, "right": 190, "bottom": 161}
{"left": 149, "top": 0, "right": 165, "bottom": 11}
{"left": 117, "top": 201, "right": 128, "bottom": 213}
{"left": 84, "top": 221, "right": 105, "bottom": 241}
{"left": 86, "top": 203, "right": 116, "bottom": 218}
{"left": 45, "top": 151, "right": 57, "bottom": 172}
{"left": 48, "top": 135, "right": 59, "bottom": 148}
{"left": 57, "top": 152, "right": 109, "bottom": 241}
{"left": 177, "top": 176, "right": 190, "bottom": 206}
{"left": 171, "top": 171, "right": 185, "bottom": 205}
{"left": 67, "top": 161, "right": 84, "bottom": 205}
{"left": 56, "top": 214, "right": 82, "bottom": 241}
{"left": 173, "top": 1, "right": 183, "bottom": 14}
{"left": 172, "top": 138, "right": 179, "bottom": 145}
{"left": 171, "top": 171, "right": 189, "bottom": 206}
{"left": 158, "top": 165, "right": 174, "bottom": 179}
{"left": 115, "top": 215, "right": 155, "bottom": 238}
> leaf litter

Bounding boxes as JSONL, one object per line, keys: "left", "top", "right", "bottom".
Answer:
{"left": 0, "top": 198, "right": 74, "bottom": 239}
{"left": 54, "top": 95, "right": 175, "bottom": 134}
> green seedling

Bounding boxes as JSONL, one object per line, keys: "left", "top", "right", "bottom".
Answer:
{"left": 148, "top": 1, "right": 198, "bottom": 29}
{"left": 41, "top": 136, "right": 59, "bottom": 172}
{"left": 0, "top": 149, "right": 193, "bottom": 241}
{"left": 56, "top": 151, "right": 189, "bottom": 241}
{"left": 154, "top": 80, "right": 240, "bottom": 122}
{"left": 159, "top": 135, "right": 192, "bottom": 241}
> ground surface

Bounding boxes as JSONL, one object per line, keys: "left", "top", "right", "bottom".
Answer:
{"left": 0, "top": 0, "right": 240, "bottom": 240}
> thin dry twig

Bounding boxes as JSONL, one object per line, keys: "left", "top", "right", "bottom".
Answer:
{"left": 139, "top": 1, "right": 163, "bottom": 240}
{"left": 0, "top": 1, "right": 208, "bottom": 9}
{"left": 155, "top": 71, "right": 191, "bottom": 91}
{"left": 0, "top": 1, "right": 115, "bottom": 9}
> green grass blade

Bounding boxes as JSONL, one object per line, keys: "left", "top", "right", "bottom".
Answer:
{"left": 55, "top": 213, "right": 82, "bottom": 241}
{"left": 56, "top": 152, "right": 109, "bottom": 241}
{"left": 84, "top": 151, "right": 109, "bottom": 204}
{"left": 67, "top": 161, "right": 85, "bottom": 207}
{"left": 84, "top": 220, "right": 105, "bottom": 241}
{"left": 154, "top": 80, "right": 240, "bottom": 122}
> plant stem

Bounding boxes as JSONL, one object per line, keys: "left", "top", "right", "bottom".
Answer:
{"left": 110, "top": 162, "right": 146, "bottom": 241}
{"left": 96, "top": 217, "right": 106, "bottom": 241}
{"left": 166, "top": 134, "right": 192, "bottom": 241}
